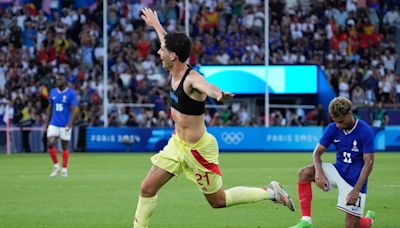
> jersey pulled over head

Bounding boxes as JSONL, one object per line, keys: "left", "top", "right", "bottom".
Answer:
{"left": 164, "top": 32, "right": 192, "bottom": 63}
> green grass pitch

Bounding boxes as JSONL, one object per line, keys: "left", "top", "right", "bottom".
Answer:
{"left": 0, "top": 152, "right": 399, "bottom": 228}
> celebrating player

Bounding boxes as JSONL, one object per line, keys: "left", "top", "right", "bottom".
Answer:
{"left": 45, "top": 73, "right": 78, "bottom": 177}
{"left": 133, "top": 8, "right": 295, "bottom": 228}
{"left": 290, "top": 97, "right": 375, "bottom": 228}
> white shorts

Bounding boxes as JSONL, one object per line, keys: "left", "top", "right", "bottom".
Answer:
{"left": 47, "top": 125, "right": 72, "bottom": 141}
{"left": 322, "top": 163, "right": 366, "bottom": 217}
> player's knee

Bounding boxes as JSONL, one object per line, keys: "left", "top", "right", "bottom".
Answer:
{"left": 345, "top": 213, "right": 360, "bottom": 228}
{"left": 207, "top": 198, "right": 226, "bottom": 208}
{"left": 61, "top": 145, "right": 68, "bottom": 150}
{"left": 140, "top": 180, "right": 158, "bottom": 197}
{"left": 298, "top": 167, "right": 307, "bottom": 176}
{"left": 345, "top": 218, "right": 359, "bottom": 228}
{"left": 204, "top": 188, "right": 226, "bottom": 208}
{"left": 298, "top": 167, "right": 313, "bottom": 181}
{"left": 47, "top": 141, "right": 55, "bottom": 148}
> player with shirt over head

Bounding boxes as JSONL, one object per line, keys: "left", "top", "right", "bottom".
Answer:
{"left": 290, "top": 97, "right": 376, "bottom": 228}
{"left": 45, "top": 73, "right": 78, "bottom": 177}
{"left": 133, "top": 8, "right": 295, "bottom": 228}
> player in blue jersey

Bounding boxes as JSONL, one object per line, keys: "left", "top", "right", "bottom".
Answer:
{"left": 291, "top": 97, "right": 376, "bottom": 228}
{"left": 45, "top": 73, "right": 78, "bottom": 177}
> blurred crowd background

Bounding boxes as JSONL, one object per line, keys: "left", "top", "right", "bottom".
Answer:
{"left": 0, "top": 0, "right": 399, "bottom": 131}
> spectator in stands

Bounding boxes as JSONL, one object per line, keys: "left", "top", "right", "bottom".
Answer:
{"left": 238, "top": 105, "right": 250, "bottom": 126}
{"left": 22, "top": 20, "right": 37, "bottom": 59}
{"left": 220, "top": 105, "right": 233, "bottom": 125}
{"left": 371, "top": 101, "right": 389, "bottom": 127}
{"left": 285, "top": 109, "right": 300, "bottom": 126}
{"left": 338, "top": 73, "right": 351, "bottom": 98}
{"left": 108, "top": 111, "right": 120, "bottom": 126}
{"left": 118, "top": 107, "right": 131, "bottom": 126}
{"left": 210, "top": 111, "right": 223, "bottom": 126}
{"left": 126, "top": 111, "right": 139, "bottom": 127}
{"left": 396, "top": 77, "right": 400, "bottom": 103}
{"left": 364, "top": 73, "right": 379, "bottom": 106}
{"left": 305, "top": 108, "right": 317, "bottom": 126}
{"left": 378, "top": 73, "right": 393, "bottom": 103}
{"left": 271, "top": 110, "right": 285, "bottom": 126}
{"left": 351, "top": 85, "right": 365, "bottom": 106}
{"left": 19, "top": 100, "right": 33, "bottom": 153}
{"left": 383, "top": 5, "right": 400, "bottom": 27}
{"left": 0, "top": 0, "right": 399, "bottom": 135}
{"left": 315, "top": 104, "right": 327, "bottom": 126}
{"left": 142, "top": 108, "right": 157, "bottom": 127}
{"left": 156, "top": 110, "right": 172, "bottom": 127}
{"left": 295, "top": 100, "right": 305, "bottom": 125}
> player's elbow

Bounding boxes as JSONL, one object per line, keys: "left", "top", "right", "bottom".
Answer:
{"left": 367, "top": 159, "right": 374, "bottom": 169}
{"left": 364, "top": 159, "right": 374, "bottom": 172}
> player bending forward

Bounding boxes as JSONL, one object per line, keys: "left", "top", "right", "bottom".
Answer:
{"left": 133, "top": 8, "right": 295, "bottom": 228}
{"left": 291, "top": 97, "right": 375, "bottom": 228}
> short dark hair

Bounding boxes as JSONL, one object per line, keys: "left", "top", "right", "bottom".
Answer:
{"left": 329, "top": 97, "right": 352, "bottom": 118}
{"left": 164, "top": 33, "right": 192, "bottom": 62}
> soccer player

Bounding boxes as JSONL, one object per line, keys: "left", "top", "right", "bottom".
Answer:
{"left": 290, "top": 97, "right": 375, "bottom": 228}
{"left": 133, "top": 8, "right": 295, "bottom": 228}
{"left": 45, "top": 73, "right": 78, "bottom": 177}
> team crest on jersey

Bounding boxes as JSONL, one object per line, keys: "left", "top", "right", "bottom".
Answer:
{"left": 62, "top": 95, "right": 67, "bottom": 103}
{"left": 169, "top": 91, "right": 178, "bottom": 103}
{"left": 351, "top": 140, "right": 359, "bottom": 152}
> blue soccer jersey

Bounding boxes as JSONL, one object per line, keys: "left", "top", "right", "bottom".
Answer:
{"left": 49, "top": 87, "right": 78, "bottom": 127}
{"left": 319, "top": 119, "right": 374, "bottom": 193}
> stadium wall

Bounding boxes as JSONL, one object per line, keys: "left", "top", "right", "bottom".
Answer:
{"left": 3, "top": 126, "right": 399, "bottom": 153}
{"left": 85, "top": 126, "right": 400, "bottom": 152}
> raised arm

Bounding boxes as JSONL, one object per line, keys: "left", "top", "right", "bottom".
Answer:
{"left": 141, "top": 8, "right": 167, "bottom": 45}
{"left": 189, "top": 72, "right": 234, "bottom": 102}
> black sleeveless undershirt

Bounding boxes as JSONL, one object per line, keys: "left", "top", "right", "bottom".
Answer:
{"left": 169, "top": 66, "right": 205, "bottom": 115}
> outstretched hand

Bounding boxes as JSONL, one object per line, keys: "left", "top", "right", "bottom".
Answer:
{"left": 140, "top": 8, "right": 160, "bottom": 28}
{"left": 217, "top": 92, "right": 234, "bottom": 102}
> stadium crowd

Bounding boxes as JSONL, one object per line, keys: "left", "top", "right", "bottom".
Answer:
{"left": 0, "top": 0, "right": 399, "bottom": 130}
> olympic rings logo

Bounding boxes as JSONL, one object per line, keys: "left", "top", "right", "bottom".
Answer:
{"left": 221, "top": 132, "right": 244, "bottom": 145}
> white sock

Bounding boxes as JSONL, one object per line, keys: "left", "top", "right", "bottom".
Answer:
{"left": 62, "top": 168, "right": 67, "bottom": 172}
{"left": 54, "top": 163, "right": 60, "bottom": 169}
{"left": 266, "top": 188, "right": 275, "bottom": 199}
{"left": 225, "top": 186, "right": 272, "bottom": 207}
{"left": 301, "top": 216, "right": 312, "bottom": 224}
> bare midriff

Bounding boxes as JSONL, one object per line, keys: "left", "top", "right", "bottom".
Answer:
{"left": 171, "top": 107, "right": 205, "bottom": 144}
